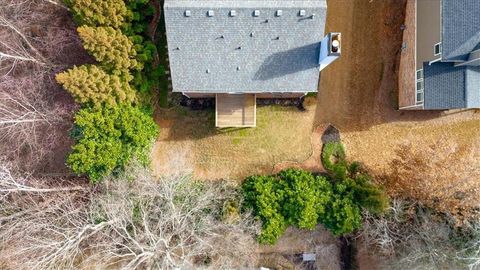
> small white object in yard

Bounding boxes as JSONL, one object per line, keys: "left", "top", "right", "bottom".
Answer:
{"left": 259, "top": 267, "right": 270, "bottom": 270}
{"left": 302, "top": 253, "right": 316, "bottom": 262}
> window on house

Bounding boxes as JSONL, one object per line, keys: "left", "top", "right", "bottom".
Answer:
{"left": 416, "top": 69, "right": 424, "bottom": 104}
{"left": 416, "top": 69, "right": 423, "bottom": 80}
{"left": 434, "top": 42, "right": 442, "bottom": 56}
{"left": 416, "top": 80, "right": 424, "bottom": 91}
{"left": 416, "top": 92, "right": 424, "bottom": 103}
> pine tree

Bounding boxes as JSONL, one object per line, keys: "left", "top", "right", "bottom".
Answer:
{"left": 78, "top": 26, "right": 140, "bottom": 72}
{"left": 56, "top": 65, "right": 136, "bottom": 107}
{"left": 69, "top": 0, "right": 131, "bottom": 28}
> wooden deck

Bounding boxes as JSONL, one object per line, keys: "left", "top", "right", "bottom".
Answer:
{"left": 216, "top": 94, "right": 256, "bottom": 127}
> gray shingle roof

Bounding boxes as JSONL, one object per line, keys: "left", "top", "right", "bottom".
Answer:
{"left": 441, "top": 0, "right": 480, "bottom": 61}
{"left": 164, "top": 0, "right": 327, "bottom": 93}
{"left": 465, "top": 66, "right": 480, "bottom": 108}
{"left": 423, "top": 62, "right": 480, "bottom": 109}
{"left": 423, "top": 62, "right": 467, "bottom": 109}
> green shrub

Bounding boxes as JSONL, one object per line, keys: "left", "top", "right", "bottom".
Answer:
{"left": 243, "top": 142, "right": 390, "bottom": 244}
{"left": 67, "top": 105, "right": 158, "bottom": 182}
{"left": 345, "top": 175, "right": 389, "bottom": 214}
{"left": 242, "top": 169, "right": 361, "bottom": 244}
{"left": 321, "top": 142, "right": 347, "bottom": 173}
{"left": 322, "top": 142, "right": 389, "bottom": 214}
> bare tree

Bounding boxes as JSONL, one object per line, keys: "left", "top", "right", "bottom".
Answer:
{"left": 383, "top": 139, "right": 480, "bottom": 219}
{"left": 0, "top": 161, "right": 84, "bottom": 196}
{"left": 359, "top": 199, "right": 480, "bottom": 270}
{"left": 0, "top": 0, "right": 90, "bottom": 172}
{"left": 0, "top": 1, "right": 47, "bottom": 74}
{"left": 0, "top": 164, "right": 260, "bottom": 270}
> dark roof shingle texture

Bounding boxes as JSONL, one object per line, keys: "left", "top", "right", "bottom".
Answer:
{"left": 164, "top": 0, "right": 327, "bottom": 92}
{"left": 441, "top": 0, "right": 480, "bottom": 61}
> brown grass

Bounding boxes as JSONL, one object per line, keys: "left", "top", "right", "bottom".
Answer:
{"left": 152, "top": 102, "right": 316, "bottom": 180}
{"left": 151, "top": 0, "right": 480, "bottom": 218}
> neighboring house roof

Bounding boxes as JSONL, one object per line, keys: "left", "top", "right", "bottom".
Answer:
{"left": 419, "top": 0, "right": 480, "bottom": 110}
{"left": 164, "top": 0, "right": 327, "bottom": 93}
{"left": 441, "top": 0, "right": 480, "bottom": 61}
{"left": 423, "top": 62, "right": 480, "bottom": 109}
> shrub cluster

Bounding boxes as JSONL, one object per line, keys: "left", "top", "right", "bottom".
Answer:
{"left": 68, "top": 105, "right": 158, "bottom": 181}
{"left": 56, "top": 0, "right": 159, "bottom": 181}
{"left": 243, "top": 142, "right": 388, "bottom": 244}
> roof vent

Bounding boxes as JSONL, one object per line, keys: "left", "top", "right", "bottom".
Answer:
{"left": 237, "top": 66, "right": 241, "bottom": 71}
{"left": 253, "top": 10, "right": 260, "bottom": 17}
{"left": 206, "top": 69, "right": 210, "bottom": 74}
{"left": 236, "top": 46, "right": 242, "bottom": 50}
{"left": 276, "top": 10, "right": 283, "bottom": 17}
{"left": 311, "top": 13, "right": 316, "bottom": 19}
{"left": 299, "top": 10, "right": 306, "bottom": 17}
{"left": 184, "top": 10, "right": 191, "bottom": 17}
{"left": 250, "top": 32, "right": 254, "bottom": 37}
{"left": 230, "top": 10, "right": 236, "bottom": 17}
{"left": 207, "top": 10, "right": 214, "bottom": 17}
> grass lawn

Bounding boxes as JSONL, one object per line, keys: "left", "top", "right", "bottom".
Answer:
{"left": 151, "top": 98, "right": 317, "bottom": 180}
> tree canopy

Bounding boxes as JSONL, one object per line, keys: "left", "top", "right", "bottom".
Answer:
{"left": 77, "top": 26, "right": 140, "bottom": 72}
{"left": 242, "top": 169, "right": 362, "bottom": 244}
{"left": 243, "top": 142, "right": 389, "bottom": 244}
{"left": 67, "top": 0, "right": 131, "bottom": 28}
{"left": 56, "top": 64, "right": 135, "bottom": 107}
{"left": 67, "top": 105, "right": 158, "bottom": 181}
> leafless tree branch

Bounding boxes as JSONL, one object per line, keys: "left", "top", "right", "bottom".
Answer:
{"left": 0, "top": 165, "right": 260, "bottom": 270}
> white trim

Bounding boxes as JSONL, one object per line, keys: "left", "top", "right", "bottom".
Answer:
{"left": 416, "top": 68, "right": 423, "bottom": 80}
{"left": 415, "top": 67, "right": 424, "bottom": 105}
{"left": 399, "top": 104, "right": 424, "bottom": 110}
{"left": 428, "top": 58, "right": 442, "bottom": 65}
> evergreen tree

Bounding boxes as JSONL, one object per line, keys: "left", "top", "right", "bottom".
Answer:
{"left": 77, "top": 26, "right": 140, "bottom": 72}
{"left": 56, "top": 65, "right": 135, "bottom": 107}
{"left": 68, "top": 0, "right": 131, "bottom": 28}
